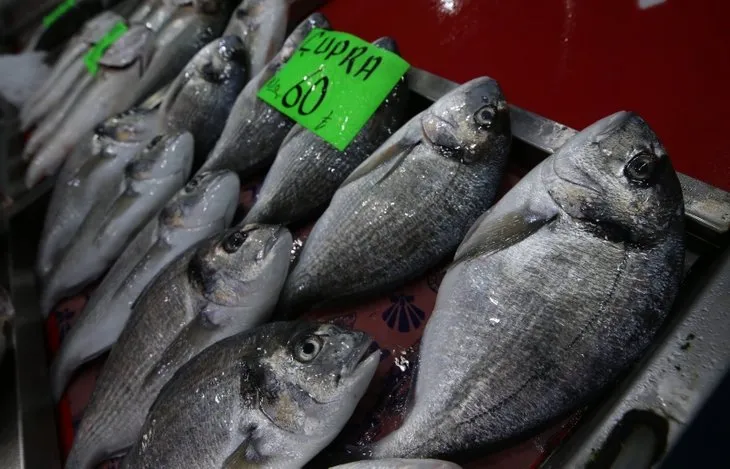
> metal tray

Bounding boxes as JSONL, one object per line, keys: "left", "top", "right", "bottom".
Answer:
{"left": 2, "top": 64, "right": 729, "bottom": 469}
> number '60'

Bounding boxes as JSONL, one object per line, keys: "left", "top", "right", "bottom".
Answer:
{"left": 281, "top": 75, "right": 329, "bottom": 116}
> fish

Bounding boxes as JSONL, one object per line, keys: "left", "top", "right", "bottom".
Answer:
{"left": 49, "top": 169, "right": 240, "bottom": 401}
{"left": 21, "top": 10, "right": 124, "bottom": 129}
{"left": 36, "top": 107, "right": 161, "bottom": 282}
{"left": 160, "top": 35, "right": 248, "bottom": 164}
{"left": 119, "top": 321, "right": 379, "bottom": 469}
{"left": 0, "top": 286, "right": 13, "bottom": 366}
{"left": 332, "top": 460, "right": 462, "bottom": 469}
{"left": 65, "top": 223, "right": 293, "bottom": 469}
{"left": 198, "top": 12, "right": 331, "bottom": 175}
{"left": 277, "top": 77, "right": 512, "bottom": 316}
{"left": 39, "top": 132, "right": 194, "bottom": 316}
{"left": 369, "top": 111, "right": 686, "bottom": 459}
{"left": 243, "top": 37, "right": 409, "bottom": 226}
{"left": 130, "top": 0, "right": 233, "bottom": 105}
{"left": 24, "top": 23, "right": 156, "bottom": 188}
{"left": 223, "top": 0, "right": 288, "bottom": 77}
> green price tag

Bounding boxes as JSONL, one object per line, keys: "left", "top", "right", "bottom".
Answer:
{"left": 83, "top": 21, "right": 129, "bottom": 76}
{"left": 43, "top": 0, "right": 76, "bottom": 28}
{"left": 257, "top": 29, "right": 410, "bottom": 151}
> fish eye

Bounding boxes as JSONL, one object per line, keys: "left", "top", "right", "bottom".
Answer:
{"left": 624, "top": 151, "right": 659, "bottom": 186}
{"left": 200, "top": 63, "right": 223, "bottom": 83}
{"left": 473, "top": 105, "right": 496, "bottom": 128}
{"left": 222, "top": 230, "right": 248, "bottom": 253}
{"left": 184, "top": 177, "right": 200, "bottom": 193}
{"left": 294, "top": 335, "right": 323, "bottom": 363}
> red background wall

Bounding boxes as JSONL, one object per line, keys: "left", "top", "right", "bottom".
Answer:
{"left": 320, "top": 0, "right": 730, "bottom": 191}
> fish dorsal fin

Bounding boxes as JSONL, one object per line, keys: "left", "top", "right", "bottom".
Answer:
{"left": 452, "top": 206, "right": 558, "bottom": 267}
{"left": 340, "top": 113, "right": 423, "bottom": 188}
{"left": 99, "top": 24, "right": 153, "bottom": 69}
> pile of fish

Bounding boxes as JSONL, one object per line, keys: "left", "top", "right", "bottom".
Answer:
{"left": 20, "top": 1, "right": 686, "bottom": 468}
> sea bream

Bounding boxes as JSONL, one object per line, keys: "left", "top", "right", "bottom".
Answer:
{"left": 36, "top": 107, "right": 161, "bottom": 281}
{"left": 243, "top": 36, "right": 409, "bottom": 226}
{"left": 223, "top": 0, "right": 288, "bottom": 77}
{"left": 160, "top": 35, "right": 249, "bottom": 163}
{"left": 277, "top": 77, "right": 511, "bottom": 316}
{"left": 49, "top": 170, "right": 239, "bottom": 401}
{"left": 39, "top": 132, "right": 194, "bottom": 316}
{"left": 24, "top": 23, "right": 156, "bottom": 188}
{"left": 130, "top": 0, "right": 234, "bottom": 105}
{"left": 120, "top": 321, "right": 380, "bottom": 469}
{"left": 65, "top": 224, "right": 293, "bottom": 469}
{"left": 21, "top": 10, "right": 124, "bottom": 130}
{"left": 370, "top": 111, "right": 686, "bottom": 459}
{"left": 198, "top": 12, "right": 331, "bottom": 175}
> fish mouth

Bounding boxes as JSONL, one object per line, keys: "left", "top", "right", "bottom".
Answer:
{"left": 344, "top": 336, "right": 379, "bottom": 376}
{"left": 421, "top": 113, "right": 459, "bottom": 151}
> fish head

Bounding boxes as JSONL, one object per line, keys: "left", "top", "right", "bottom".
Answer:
{"left": 197, "top": 35, "right": 248, "bottom": 84}
{"left": 125, "top": 132, "right": 194, "bottom": 181}
{"left": 93, "top": 108, "right": 159, "bottom": 147}
{"left": 274, "top": 13, "right": 331, "bottom": 67}
{"left": 160, "top": 170, "right": 240, "bottom": 230}
{"left": 543, "top": 111, "right": 684, "bottom": 244}
{"left": 231, "top": 0, "right": 287, "bottom": 41}
{"left": 189, "top": 224, "right": 293, "bottom": 308}
{"left": 255, "top": 321, "right": 379, "bottom": 439}
{"left": 421, "top": 76, "right": 511, "bottom": 164}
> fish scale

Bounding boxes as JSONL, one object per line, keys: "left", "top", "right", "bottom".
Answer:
{"left": 279, "top": 77, "right": 511, "bottom": 316}
{"left": 66, "top": 225, "right": 293, "bottom": 469}
{"left": 370, "top": 111, "right": 685, "bottom": 459}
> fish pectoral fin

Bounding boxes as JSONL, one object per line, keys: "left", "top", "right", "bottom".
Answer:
{"left": 452, "top": 206, "right": 558, "bottom": 266}
{"left": 339, "top": 119, "right": 422, "bottom": 188}
{"left": 222, "top": 432, "right": 265, "bottom": 469}
{"left": 98, "top": 24, "right": 154, "bottom": 69}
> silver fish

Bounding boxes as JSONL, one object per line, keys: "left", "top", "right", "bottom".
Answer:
{"left": 21, "top": 10, "right": 123, "bottom": 126}
{"left": 130, "top": 0, "right": 232, "bottom": 105}
{"left": 65, "top": 224, "right": 293, "bottom": 469}
{"left": 278, "top": 77, "right": 512, "bottom": 316}
{"left": 36, "top": 108, "right": 161, "bottom": 281}
{"left": 40, "top": 132, "right": 194, "bottom": 316}
{"left": 25, "top": 24, "right": 156, "bottom": 188}
{"left": 332, "top": 460, "right": 462, "bottom": 469}
{"left": 198, "top": 12, "right": 331, "bottom": 174}
{"left": 121, "top": 321, "right": 379, "bottom": 469}
{"left": 223, "top": 0, "right": 288, "bottom": 77}
{"left": 160, "top": 35, "right": 248, "bottom": 162}
{"left": 243, "top": 37, "right": 409, "bottom": 226}
{"left": 370, "top": 111, "right": 686, "bottom": 459}
{"left": 49, "top": 169, "right": 239, "bottom": 401}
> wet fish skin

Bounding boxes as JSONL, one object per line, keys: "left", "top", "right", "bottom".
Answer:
{"left": 25, "top": 24, "right": 157, "bottom": 188}
{"left": 160, "top": 35, "right": 248, "bottom": 163}
{"left": 332, "top": 460, "right": 462, "bottom": 469}
{"left": 278, "top": 76, "right": 511, "bottom": 316}
{"left": 49, "top": 169, "right": 240, "bottom": 402}
{"left": 21, "top": 10, "right": 123, "bottom": 122}
{"left": 65, "top": 223, "right": 293, "bottom": 469}
{"left": 198, "top": 12, "right": 331, "bottom": 175}
{"left": 40, "top": 132, "right": 194, "bottom": 317}
{"left": 223, "top": 0, "right": 288, "bottom": 77}
{"left": 130, "top": 0, "right": 233, "bottom": 105}
{"left": 36, "top": 108, "right": 161, "bottom": 282}
{"left": 371, "top": 112, "right": 685, "bottom": 459}
{"left": 244, "top": 37, "right": 409, "bottom": 226}
{"left": 121, "top": 321, "right": 379, "bottom": 469}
